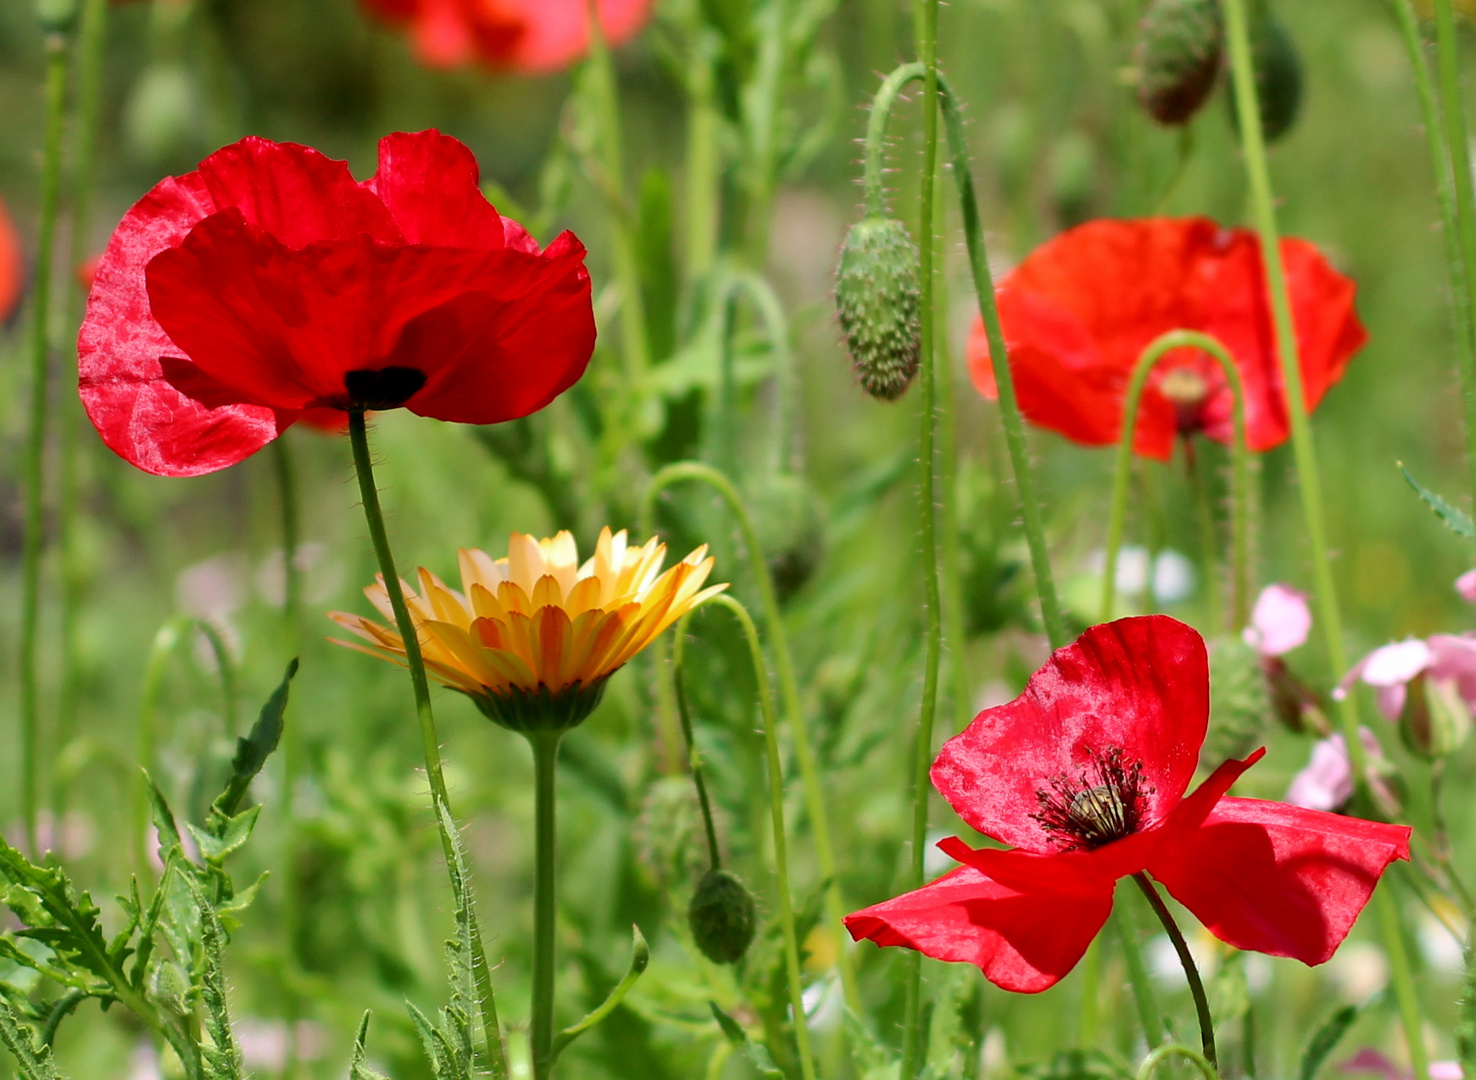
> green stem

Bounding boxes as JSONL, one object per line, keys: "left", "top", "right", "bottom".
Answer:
{"left": 1432, "top": 0, "right": 1476, "bottom": 512}
{"left": 345, "top": 411, "right": 509, "bottom": 1080}
{"left": 1391, "top": 0, "right": 1476, "bottom": 513}
{"left": 1132, "top": 873, "right": 1216, "bottom": 1069}
{"left": 19, "top": 34, "right": 71, "bottom": 859}
{"left": 936, "top": 207, "right": 971, "bottom": 732}
{"left": 55, "top": 0, "right": 108, "bottom": 821}
{"left": 684, "top": 32, "right": 722, "bottom": 288}
{"left": 1135, "top": 1043, "right": 1219, "bottom": 1080}
{"left": 528, "top": 730, "right": 562, "bottom": 1080}
{"left": 1113, "top": 905, "right": 1164, "bottom": 1050}
{"left": 1222, "top": 4, "right": 1429, "bottom": 1077}
{"left": 1100, "top": 331, "right": 1250, "bottom": 628}
{"left": 134, "top": 620, "right": 183, "bottom": 879}
{"left": 743, "top": 0, "right": 790, "bottom": 264}
{"left": 672, "top": 614, "right": 723, "bottom": 870}
{"left": 706, "top": 594, "right": 816, "bottom": 1080}
{"left": 640, "top": 462, "right": 858, "bottom": 1008}
{"left": 1190, "top": 444, "right": 1222, "bottom": 633}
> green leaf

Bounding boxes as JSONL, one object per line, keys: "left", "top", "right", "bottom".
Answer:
{"left": 188, "top": 807, "right": 260, "bottom": 865}
{"left": 0, "top": 996, "right": 64, "bottom": 1080}
{"left": 843, "top": 1008, "right": 898, "bottom": 1080}
{"left": 548, "top": 925, "right": 650, "bottom": 1064}
{"left": 708, "top": 1002, "right": 783, "bottom": 1079}
{"left": 186, "top": 876, "right": 242, "bottom": 1080}
{"left": 1400, "top": 463, "right": 1476, "bottom": 539}
{"left": 1459, "top": 938, "right": 1476, "bottom": 1078}
{"left": 348, "top": 1012, "right": 392, "bottom": 1080}
{"left": 1299, "top": 1005, "right": 1359, "bottom": 1080}
{"left": 211, "top": 658, "right": 297, "bottom": 823}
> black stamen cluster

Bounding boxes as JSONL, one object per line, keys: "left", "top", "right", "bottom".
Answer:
{"left": 1031, "top": 747, "right": 1153, "bottom": 851}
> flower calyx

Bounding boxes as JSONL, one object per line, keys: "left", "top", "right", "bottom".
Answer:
{"left": 469, "top": 677, "right": 610, "bottom": 735}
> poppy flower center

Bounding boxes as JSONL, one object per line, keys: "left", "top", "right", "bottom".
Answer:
{"left": 341, "top": 367, "right": 428, "bottom": 410}
{"left": 1158, "top": 367, "right": 1211, "bottom": 437}
{"left": 1031, "top": 747, "right": 1152, "bottom": 850}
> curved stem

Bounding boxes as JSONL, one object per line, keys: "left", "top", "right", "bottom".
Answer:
{"left": 345, "top": 411, "right": 509, "bottom": 1080}
{"left": 706, "top": 594, "right": 816, "bottom": 1080}
{"left": 1100, "top": 330, "right": 1250, "bottom": 628}
{"left": 1132, "top": 873, "right": 1216, "bottom": 1069}
{"left": 1190, "top": 444, "right": 1223, "bottom": 633}
{"left": 672, "top": 613, "right": 723, "bottom": 870}
{"left": 528, "top": 730, "right": 562, "bottom": 1080}
{"left": 20, "top": 35, "right": 71, "bottom": 860}
{"left": 640, "top": 462, "right": 858, "bottom": 1007}
{"left": 1223, "top": 5, "right": 1429, "bottom": 1077}
{"left": 1136, "top": 1043, "right": 1219, "bottom": 1080}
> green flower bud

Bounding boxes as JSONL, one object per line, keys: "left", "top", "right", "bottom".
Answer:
{"left": 36, "top": 0, "right": 78, "bottom": 35}
{"left": 749, "top": 473, "right": 826, "bottom": 601}
{"left": 1134, "top": 0, "right": 1225, "bottom": 126}
{"left": 1204, "top": 636, "right": 1269, "bottom": 763}
{"left": 1228, "top": 11, "right": 1304, "bottom": 144}
{"left": 688, "top": 868, "right": 757, "bottom": 965}
{"left": 1399, "top": 673, "right": 1472, "bottom": 761}
{"left": 835, "top": 217, "right": 922, "bottom": 402}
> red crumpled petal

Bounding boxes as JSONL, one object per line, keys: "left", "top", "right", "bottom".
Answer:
{"left": 367, "top": 130, "right": 507, "bottom": 249}
{"left": 967, "top": 218, "right": 1367, "bottom": 461}
{"left": 1148, "top": 797, "right": 1411, "bottom": 964}
{"left": 931, "top": 615, "right": 1208, "bottom": 852}
{"left": 77, "top": 173, "right": 290, "bottom": 477}
{"left": 0, "top": 193, "right": 22, "bottom": 322}
{"left": 843, "top": 863, "right": 1114, "bottom": 993}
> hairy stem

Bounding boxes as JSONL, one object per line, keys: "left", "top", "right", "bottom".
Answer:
{"left": 1133, "top": 873, "right": 1216, "bottom": 1069}
{"left": 529, "top": 730, "right": 562, "bottom": 1080}
{"left": 672, "top": 613, "right": 723, "bottom": 870}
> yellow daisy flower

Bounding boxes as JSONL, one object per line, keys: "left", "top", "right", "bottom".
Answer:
{"left": 330, "top": 528, "right": 726, "bottom": 732}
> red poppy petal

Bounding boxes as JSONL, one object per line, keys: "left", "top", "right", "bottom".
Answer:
{"left": 407, "top": 236, "right": 594, "bottom": 424}
{"left": 936, "top": 833, "right": 1154, "bottom": 893}
{"left": 931, "top": 616, "right": 1209, "bottom": 852}
{"left": 494, "top": 0, "right": 653, "bottom": 73}
{"left": 368, "top": 130, "right": 507, "bottom": 250}
{"left": 0, "top": 193, "right": 22, "bottom": 322}
{"left": 1147, "top": 798, "right": 1411, "bottom": 965}
{"left": 78, "top": 173, "right": 288, "bottom": 476}
{"left": 843, "top": 863, "right": 1114, "bottom": 993}
{"left": 194, "top": 137, "right": 401, "bottom": 249}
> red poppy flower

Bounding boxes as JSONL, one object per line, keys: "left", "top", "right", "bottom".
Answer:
{"left": 844, "top": 616, "right": 1410, "bottom": 993}
{"left": 360, "top": 0, "right": 652, "bottom": 74}
{"left": 967, "top": 217, "right": 1367, "bottom": 461}
{"left": 0, "top": 193, "right": 22, "bottom": 322}
{"left": 78, "top": 129, "right": 594, "bottom": 477}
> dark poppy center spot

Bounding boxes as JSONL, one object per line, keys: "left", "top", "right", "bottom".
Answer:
{"left": 343, "top": 367, "right": 427, "bottom": 411}
{"left": 1032, "top": 747, "right": 1153, "bottom": 850}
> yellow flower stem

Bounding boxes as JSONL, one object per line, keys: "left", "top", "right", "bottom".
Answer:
{"left": 1221, "top": 3, "right": 1429, "bottom": 1078}
{"left": 641, "top": 462, "right": 858, "bottom": 1007}
{"left": 706, "top": 593, "right": 816, "bottom": 1080}
{"left": 1100, "top": 330, "right": 1250, "bottom": 629}
{"left": 346, "top": 410, "right": 509, "bottom": 1080}
{"left": 528, "top": 729, "right": 562, "bottom": 1080}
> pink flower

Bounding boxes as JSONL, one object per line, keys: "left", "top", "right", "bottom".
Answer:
{"left": 1285, "top": 729, "right": 1382, "bottom": 812}
{"left": 1243, "top": 583, "right": 1311, "bottom": 657}
{"left": 1456, "top": 570, "right": 1476, "bottom": 603}
{"left": 1342, "top": 1048, "right": 1462, "bottom": 1080}
{"left": 1338, "top": 635, "right": 1476, "bottom": 719}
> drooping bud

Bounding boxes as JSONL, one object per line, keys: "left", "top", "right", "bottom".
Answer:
{"left": 1228, "top": 10, "right": 1304, "bottom": 145}
{"left": 1264, "top": 656, "right": 1331, "bottom": 736}
{"left": 749, "top": 473, "right": 826, "bottom": 602}
{"left": 835, "top": 217, "right": 922, "bottom": 402}
{"left": 1134, "top": 0, "right": 1225, "bottom": 126}
{"left": 1398, "top": 673, "right": 1472, "bottom": 760}
{"left": 688, "top": 868, "right": 757, "bottom": 964}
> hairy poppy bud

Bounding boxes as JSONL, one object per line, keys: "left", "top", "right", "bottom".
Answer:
{"left": 1399, "top": 673, "right": 1472, "bottom": 760}
{"left": 749, "top": 473, "right": 826, "bottom": 601}
{"left": 1134, "top": 0, "right": 1224, "bottom": 126}
{"left": 1204, "top": 637, "right": 1269, "bottom": 764}
{"left": 835, "top": 217, "right": 922, "bottom": 402}
{"left": 1228, "top": 11, "right": 1303, "bottom": 144}
{"left": 688, "top": 868, "right": 757, "bottom": 964}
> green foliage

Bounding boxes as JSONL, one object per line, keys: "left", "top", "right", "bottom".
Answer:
{"left": 0, "top": 996, "right": 63, "bottom": 1080}
{"left": 1298, "top": 1005, "right": 1358, "bottom": 1080}
{"left": 1401, "top": 463, "right": 1476, "bottom": 539}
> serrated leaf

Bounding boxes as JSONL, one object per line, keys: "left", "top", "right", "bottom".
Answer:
{"left": 188, "top": 807, "right": 260, "bottom": 865}
{"left": 349, "top": 1012, "right": 392, "bottom": 1080}
{"left": 0, "top": 996, "right": 64, "bottom": 1080}
{"left": 1400, "top": 463, "right": 1476, "bottom": 539}
{"left": 843, "top": 1008, "right": 898, "bottom": 1080}
{"left": 186, "top": 877, "right": 241, "bottom": 1080}
{"left": 1299, "top": 1004, "right": 1358, "bottom": 1080}
{"left": 211, "top": 659, "right": 297, "bottom": 824}
{"left": 708, "top": 1002, "right": 783, "bottom": 1079}
{"left": 146, "top": 775, "right": 185, "bottom": 866}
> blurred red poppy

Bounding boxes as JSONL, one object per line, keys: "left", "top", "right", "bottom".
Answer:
{"left": 0, "top": 193, "right": 22, "bottom": 322}
{"left": 967, "top": 217, "right": 1367, "bottom": 460}
{"left": 79, "top": 129, "right": 594, "bottom": 477}
{"left": 360, "top": 0, "right": 652, "bottom": 75}
{"left": 844, "top": 616, "right": 1409, "bottom": 993}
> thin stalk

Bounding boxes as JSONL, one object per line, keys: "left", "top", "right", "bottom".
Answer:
{"left": 528, "top": 731, "right": 562, "bottom": 1080}
{"left": 1100, "top": 331, "right": 1250, "bottom": 628}
{"left": 684, "top": 33, "right": 722, "bottom": 288}
{"left": 1432, "top": 0, "right": 1476, "bottom": 510}
{"left": 56, "top": 0, "right": 108, "bottom": 820}
{"left": 583, "top": 0, "right": 650, "bottom": 381}
{"left": 742, "top": 0, "right": 791, "bottom": 264}
{"left": 900, "top": 0, "right": 943, "bottom": 1066}
{"left": 935, "top": 179, "right": 971, "bottom": 731}
{"left": 1132, "top": 873, "right": 1216, "bottom": 1069}
{"left": 707, "top": 593, "right": 816, "bottom": 1080}
{"left": 1077, "top": 938, "right": 1101, "bottom": 1046}
{"left": 1390, "top": 0, "right": 1476, "bottom": 512}
{"left": 672, "top": 613, "right": 723, "bottom": 869}
{"left": 1113, "top": 905, "right": 1164, "bottom": 1050}
{"left": 1223, "top": 3, "right": 1428, "bottom": 1077}
{"left": 134, "top": 620, "right": 183, "bottom": 877}
{"left": 640, "top": 462, "right": 858, "bottom": 1007}
{"left": 19, "top": 35, "right": 71, "bottom": 860}
{"left": 1190, "top": 444, "right": 1223, "bottom": 632}
{"left": 1136, "top": 1043, "right": 1218, "bottom": 1080}
{"left": 345, "top": 411, "right": 509, "bottom": 1080}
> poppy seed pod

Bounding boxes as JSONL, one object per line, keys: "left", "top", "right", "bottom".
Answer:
{"left": 688, "top": 868, "right": 757, "bottom": 964}
{"left": 1228, "top": 11, "right": 1303, "bottom": 144}
{"left": 835, "top": 216, "right": 922, "bottom": 402}
{"left": 1134, "top": 0, "right": 1224, "bottom": 126}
